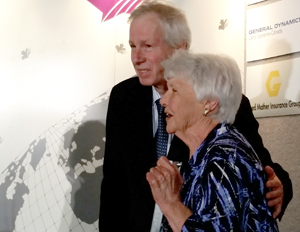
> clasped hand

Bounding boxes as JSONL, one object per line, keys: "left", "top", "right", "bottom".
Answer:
{"left": 146, "top": 156, "right": 183, "bottom": 212}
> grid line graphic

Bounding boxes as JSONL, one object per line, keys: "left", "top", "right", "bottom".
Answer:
{"left": 1, "top": 91, "right": 110, "bottom": 232}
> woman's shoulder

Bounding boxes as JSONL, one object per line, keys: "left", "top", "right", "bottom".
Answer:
{"left": 207, "top": 125, "right": 262, "bottom": 168}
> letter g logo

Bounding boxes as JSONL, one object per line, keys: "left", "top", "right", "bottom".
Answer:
{"left": 266, "top": 70, "right": 281, "bottom": 97}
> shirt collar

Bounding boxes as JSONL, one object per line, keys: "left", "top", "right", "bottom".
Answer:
{"left": 152, "top": 86, "right": 162, "bottom": 104}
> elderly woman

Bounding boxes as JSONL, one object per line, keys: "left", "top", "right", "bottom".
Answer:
{"left": 146, "top": 51, "right": 279, "bottom": 232}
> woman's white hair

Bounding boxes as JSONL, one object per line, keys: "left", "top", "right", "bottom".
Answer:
{"left": 162, "top": 50, "right": 242, "bottom": 124}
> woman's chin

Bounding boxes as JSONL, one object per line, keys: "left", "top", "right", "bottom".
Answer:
{"left": 166, "top": 125, "right": 175, "bottom": 135}
{"left": 166, "top": 127, "right": 172, "bottom": 134}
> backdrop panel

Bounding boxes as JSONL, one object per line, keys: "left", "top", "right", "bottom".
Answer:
{"left": 246, "top": 0, "right": 300, "bottom": 61}
{"left": 246, "top": 57, "right": 300, "bottom": 117}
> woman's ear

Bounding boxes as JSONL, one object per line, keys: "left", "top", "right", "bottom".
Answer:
{"left": 208, "top": 100, "right": 219, "bottom": 112}
{"left": 204, "top": 100, "right": 219, "bottom": 113}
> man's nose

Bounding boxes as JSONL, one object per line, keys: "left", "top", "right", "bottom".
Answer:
{"left": 132, "top": 48, "right": 145, "bottom": 65}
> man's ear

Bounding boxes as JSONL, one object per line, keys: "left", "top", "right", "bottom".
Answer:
{"left": 177, "top": 41, "right": 188, "bottom": 50}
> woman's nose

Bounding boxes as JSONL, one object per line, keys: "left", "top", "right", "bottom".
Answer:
{"left": 160, "top": 92, "right": 168, "bottom": 107}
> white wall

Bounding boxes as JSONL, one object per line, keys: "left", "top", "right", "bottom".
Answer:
{"left": 0, "top": 0, "right": 132, "bottom": 231}
{"left": 0, "top": 0, "right": 298, "bottom": 231}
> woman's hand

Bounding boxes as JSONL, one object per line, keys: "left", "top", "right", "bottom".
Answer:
{"left": 146, "top": 156, "right": 192, "bottom": 231}
{"left": 146, "top": 157, "right": 183, "bottom": 208}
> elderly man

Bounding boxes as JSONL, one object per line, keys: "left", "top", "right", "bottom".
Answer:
{"left": 99, "top": 1, "right": 292, "bottom": 231}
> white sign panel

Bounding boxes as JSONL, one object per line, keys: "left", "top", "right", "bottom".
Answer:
{"left": 246, "top": 0, "right": 300, "bottom": 61}
{"left": 246, "top": 57, "right": 300, "bottom": 117}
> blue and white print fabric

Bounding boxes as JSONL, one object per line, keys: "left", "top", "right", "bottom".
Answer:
{"left": 161, "top": 123, "right": 278, "bottom": 232}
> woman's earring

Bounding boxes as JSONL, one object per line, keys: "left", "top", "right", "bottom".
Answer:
{"left": 203, "top": 108, "right": 209, "bottom": 116}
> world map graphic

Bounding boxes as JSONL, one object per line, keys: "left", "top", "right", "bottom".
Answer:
{"left": 0, "top": 1, "right": 144, "bottom": 231}
{"left": 0, "top": 92, "right": 109, "bottom": 232}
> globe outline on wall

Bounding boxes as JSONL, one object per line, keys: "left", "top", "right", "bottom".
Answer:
{"left": 0, "top": 91, "right": 109, "bottom": 232}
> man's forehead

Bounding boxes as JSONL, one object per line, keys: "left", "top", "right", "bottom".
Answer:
{"left": 130, "top": 12, "right": 162, "bottom": 29}
{"left": 132, "top": 11, "right": 160, "bottom": 22}
{"left": 129, "top": 18, "right": 164, "bottom": 41}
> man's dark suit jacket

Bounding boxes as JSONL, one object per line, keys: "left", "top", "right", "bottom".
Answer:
{"left": 99, "top": 76, "right": 292, "bottom": 232}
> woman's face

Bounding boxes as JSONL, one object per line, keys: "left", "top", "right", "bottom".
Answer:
{"left": 160, "top": 78, "right": 204, "bottom": 135}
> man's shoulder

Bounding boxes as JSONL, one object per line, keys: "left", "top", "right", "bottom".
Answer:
{"left": 113, "top": 76, "right": 143, "bottom": 91}
{"left": 234, "top": 94, "right": 257, "bottom": 130}
{"left": 240, "top": 94, "right": 251, "bottom": 108}
{"left": 109, "top": 75, "right": 152, "bottom": 104}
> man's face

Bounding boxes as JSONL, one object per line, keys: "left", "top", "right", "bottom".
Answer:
{"left": 129, "top": 12, "right": 175, "bottom": 90}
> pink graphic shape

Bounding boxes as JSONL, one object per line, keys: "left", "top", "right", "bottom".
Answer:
{"left": 88, "top": 0, "right": 142, "bottom": 22}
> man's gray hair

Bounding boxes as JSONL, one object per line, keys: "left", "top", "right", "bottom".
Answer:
{"left": 128, "top": 0, "right": 191, "bottom": 49}
{"left": 162, "top": 50, "right": 242, "bottom": 124}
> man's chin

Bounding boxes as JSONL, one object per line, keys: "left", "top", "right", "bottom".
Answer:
{"left": 138, "top": 76, "right": 155, "bottom": 86}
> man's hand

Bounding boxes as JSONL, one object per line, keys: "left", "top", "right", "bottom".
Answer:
{"left": 265, "top": 165, "right": 283, "bottom": 218}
